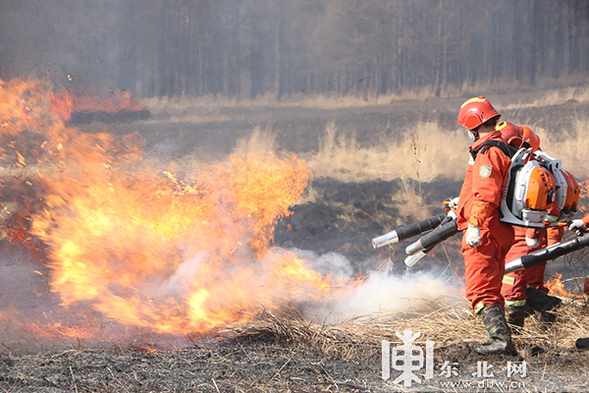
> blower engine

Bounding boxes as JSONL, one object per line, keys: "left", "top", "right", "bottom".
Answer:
{"left": 499, "top": 148, "right": 556, "bottom": 228}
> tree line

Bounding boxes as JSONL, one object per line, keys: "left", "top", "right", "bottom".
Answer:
{"left": 1, "top": 0, "right": 588, "bottom": 99}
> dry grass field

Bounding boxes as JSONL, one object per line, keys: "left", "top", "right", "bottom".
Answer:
{"left": 1, "top": 302, "right": 588, "bottom": 392}
{"left": 1, "top": 85, "right": 589, "bottom": 392}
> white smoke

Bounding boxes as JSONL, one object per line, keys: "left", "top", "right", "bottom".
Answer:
{"left": 287, "top": 249, "right": 355, "bottom": 279}
{"left": 326, "top": 270, "right": 460, "bottom": 322}
{"left": 153, "top": 246, "right": 462, "bottom": 326}
{"left": 157, "top": 251, "right": 209, "bottom": 298}
{"left": 287, "top": 248, "right": 463, "bottom": 324}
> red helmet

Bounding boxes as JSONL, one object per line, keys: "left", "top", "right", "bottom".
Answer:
{"left": 496, "top": 121, "right": 524, "bottom": 147}
{"left": 457, "top": 96, "right": 501, "bottom": 130}
{"left": 521, "top": 126, "right": 541, "bottom": 152}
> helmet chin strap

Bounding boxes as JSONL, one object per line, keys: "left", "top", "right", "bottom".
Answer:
{"left": 468, "top": 129, "right": 479, "bottom": 142}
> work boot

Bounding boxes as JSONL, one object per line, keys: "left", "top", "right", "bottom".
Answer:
{"left": 576, "top": 338, "right": 589, "bottom": 349}
{"left": 474, "top": 302, "right": 519, "bottom": 356}
{"left": 525, "top": 287, "right": 562, "bottom": 312}
{"left": 504, "top": 304, "right": 527, "bottom": 332}
{"left": 525, "top": 287, "right": 561, "bottom": 324}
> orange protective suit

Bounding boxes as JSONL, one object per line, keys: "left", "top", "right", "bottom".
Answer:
{"left": 529, "top": 226, "right": 564, "bottom": 292}
{"left": 457, "top": 131, "right": 514, "bottom": 312}
{"left": 501, "top": 227, "right": 543, "bottom": 304}
{"left": 502, "top": 204, "right": 562, "bottom": 304}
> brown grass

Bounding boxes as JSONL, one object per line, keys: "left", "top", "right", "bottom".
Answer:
{"left": 142, "top": 86, "right": 589, "bottom": 113}
{"left": 137, "top": 85, "right": 589, "bottom": 190}
{"left": 218, "top": 296, "right": 589, "bottom": 358}
{"left": 2, "top": 299, "right": 587, "bottom": 392}
{"left": 209, "top": 297, "right": 589, "bottom": 391}
{"left": 304, "top": 121, "right": 468, "bottom": 183}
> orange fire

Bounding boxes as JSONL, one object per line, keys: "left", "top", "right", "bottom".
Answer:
{"left": 0, "top": 76, "right": 342, "bottom": 338}
{"left": 545, "top": 272, "right": 584, "bottom": 299}
{"left": 72, "top": 88, "right": 146, "bottom": 114}
{"left": 49, "top": 87, "right": 147, "bottom": 122}
{"left": 578, "top": 177, "right": 589, "bottom": 214}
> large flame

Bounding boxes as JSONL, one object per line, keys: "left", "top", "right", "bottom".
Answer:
{"left": 0, "top": 76, "right": 340, "bottom": 338}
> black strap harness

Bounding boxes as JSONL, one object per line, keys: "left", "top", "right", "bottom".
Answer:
{"left": 469, "top": 140, "right": 519, "bottom": 161}
{"left": 468, "top": 140, "right": 523, "bottom": 220}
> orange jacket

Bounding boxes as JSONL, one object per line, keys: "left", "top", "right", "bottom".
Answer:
{"left": 456, "top": 131, "right": 512, "bottom": 231}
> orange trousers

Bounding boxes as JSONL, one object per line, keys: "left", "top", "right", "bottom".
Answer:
{"left": 501, "top": 226, "right": 564, "bottom": 304}
{"left": 463, "top": 221, "right": 514, "bottom": 312}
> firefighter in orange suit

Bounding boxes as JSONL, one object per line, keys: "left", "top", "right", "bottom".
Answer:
{"left": 455, "top": 97, "right": 516, "bottom": 355}
{"left": 497, "top": 123, "right": 562, "bottom": 327}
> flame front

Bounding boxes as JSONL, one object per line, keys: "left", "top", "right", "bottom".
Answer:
{"left": 0, "top": 76, "right": 338, "bottom": 337}
{"left": 545, "top": 272, "right": 583, "bottom": 299}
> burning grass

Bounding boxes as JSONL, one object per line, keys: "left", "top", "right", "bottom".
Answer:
{"left": 0, "top": 75, "right": 356, "bottom": 339}
{"left": 1, "top": 300, "right": 588, "bottom": 392}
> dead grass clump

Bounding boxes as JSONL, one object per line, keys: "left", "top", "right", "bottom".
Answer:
{"left": 522, "top": 299, "right": 589, "bottom": 349}
{"left": 216, "top": 299, "right": 478, "bottom": 366}
{"left": 218, "top": 307, "right": 375, "bottom": 363}
{"left": 306, "top": 121, "right": 467, "bottom": 183}
{"left": 218, "top": 297, "right": 589, "bottom": 364}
